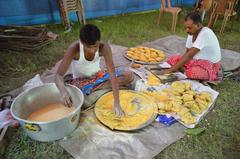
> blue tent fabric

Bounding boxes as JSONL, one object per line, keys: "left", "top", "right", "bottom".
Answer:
{"left": 0, "top": 0, "right": 195, "bottom": 26}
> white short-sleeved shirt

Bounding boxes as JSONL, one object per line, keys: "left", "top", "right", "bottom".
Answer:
{"left": 186, "top": 27, "right": 221, "bottom": 63}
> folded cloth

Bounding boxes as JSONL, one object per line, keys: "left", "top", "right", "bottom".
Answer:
{"left": 0, "top": 109, "right": 18, "bottom": 129}
{"left": 167, "top": 55, "right": 221, "bottom": 81}
{"left": 66, "top": 69, "right": 122, "bottom": 95}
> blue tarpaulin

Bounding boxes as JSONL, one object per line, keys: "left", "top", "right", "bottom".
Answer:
{"left": 0, "top": 0, "right": 195, "bottom": 26}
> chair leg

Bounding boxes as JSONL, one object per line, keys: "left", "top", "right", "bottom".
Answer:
{"left": 81, "top": 11, "right": 86, "bottom": 24}
{"left": 230, "top": 15, "right": 236, "bottom": 32}
{"left": 212, "top": 14, "right": 219, "bottom": 28}
{"left": 220, "top": 14, "right": 229, "bottom": 35}
{"left": 79, "top": 0, "right": 86, "bottom": 24}
{"left": 177, "top": 11, "right": 181, "bottom": 25}
{"left": 77, "top": 10, "right": 86, "bottom": 25}
{"left": 174, "top": 13, "right": 177, "bottom": 32}
{"left": 57, "top": 0, "right": 67, "bottom": 27}
{"left": 208, "top": 12, "right": 215, "bottom": 27}
{"left": 206, "top": 11, "right": 211, "bottom": 23}
{"left": 61, "top": 0, "right": 71, "bottom": 30}
{"left": 173, "top": 13, "right": 179, "bottom": 33}
{"left": 76, "top": 11, "right": 81, "bottom": 24}
{"left": 157, "top": 10, "right": 163, "bottom": 25}
{"left": 65, "top": 12, "right": 71, "bottom": 30}
{"left": 171, "top": 13, "right": 176, "bottom": 32}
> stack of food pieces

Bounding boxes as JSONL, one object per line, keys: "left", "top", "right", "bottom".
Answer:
{"left": 126, "top": 46, "right": 165, "bottom": 63}
{"left": 143, "top": 81, "right": 212, "bottom": 125}
{"left": 95, "top": 90, "right": 158, "bottom": 130}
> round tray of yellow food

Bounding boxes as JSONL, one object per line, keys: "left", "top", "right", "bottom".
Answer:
{"left": 95, "top": 90, "right": 158, "bottom": 131}
{"left": 124, "top": 47, "right": 166, "bottom": 65}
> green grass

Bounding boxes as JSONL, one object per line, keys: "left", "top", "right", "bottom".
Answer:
{"left": 3, "top": 129, "right": 72, "bottom": 159}
{"left": 1, "top": 9, "right": 240, "bottom": 159}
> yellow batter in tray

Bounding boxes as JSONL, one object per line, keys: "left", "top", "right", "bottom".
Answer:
{"left": 95, "top": 90, "right": 158, "bottom": 131}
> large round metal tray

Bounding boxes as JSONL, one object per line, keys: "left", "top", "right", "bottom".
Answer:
{"left": 94, "top": 90, "right": 158, "bottom": 131}
{"left": 123, "top": 50, "right": 166, "bottom": 65}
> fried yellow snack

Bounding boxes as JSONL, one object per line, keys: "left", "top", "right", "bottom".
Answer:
{"left": 129, "top": 48, "right": 137, "bottom": 51}
{"left": 173, "top": 95, "right": 183, "bottom": 100}
{"left": 180, "top": 113, "right": 196, "bottom": 124}
{"left": 185, "top": 90, "right": 197, "bottom": 96}
{"left": 184, "top": 100, "right": 196, "bottom": 108}
{"left": 169, "top": 96, "right": 183, "bottom": 105}
{"left": 149, "top": 58, "right": 156, "bottom": 62}
{"left": 162, "top": 88, "right": 181, "bottom": 96}
{"left": 198, "top": 92, "right": 212, "bottom": 102}
{"left": 143, "top": 81, "right": 213, "bottom": 125}
{"left": 154, "top": 92, "right": 169, "bottom": 102}
{"left": 157, "top": 102, "right": 166, "bottom": 110}
{"left": 178, "top": 107, "right": 190, "bottom": 116}
{"left": 126, "top": 47, "right": 165, "bottom": 63}
{"left": 147, "top": 73, "right": 161, "bottom": 86}
{"left": 190, "top": 103, "right": 202, "bottom": 114}
{"left": 150, "top": 52, "right": 158, "bottom": 58}
{"left": 182, "top": 94, "right": 194, "bottom": 102}
{"left": 171, "top": 81, "right": 185, "bottom": 89}
{"left": 172, "top": 87, "right": 186, "bottom": 94}
{"left": 171, "top": 81, "right": 192, "bottom": 92}
{"left": 131, "top": 63, "right": 142, "bottom": 69}
{"left": 195, "top": 98, "right": 209, "bottom": 110}
{"left": 165, "top": 101, "right": 174, "bottom": 111}
{"left": 171, "top": 104, "right": 182, "bottom": 112}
